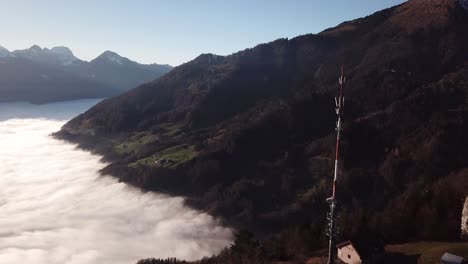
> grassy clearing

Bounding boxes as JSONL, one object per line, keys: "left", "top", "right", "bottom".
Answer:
{"left": 386, "top": 241, "right": 468, "bottom": 264}
{"left": 130, "top": 144, "right": 198, "bottom": 169}
{"left": 113, "top": 123, "right": 186, "bottom": 155}
{"left": 113, "top": 131, "right": 158, "bottom": 154}
{"left": 160, "top": 123, "right": 185, "bottom": 137}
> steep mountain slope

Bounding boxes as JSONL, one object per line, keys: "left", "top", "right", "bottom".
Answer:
{"left": 0, "top": 46, "right": 172, "bottom": 103}
{"left": 57, "top": 0, "right": 468, "bottom": 258}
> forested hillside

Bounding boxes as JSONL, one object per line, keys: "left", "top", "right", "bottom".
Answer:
{"left": 56, "top": 0, "right": 468, "bottom": 262}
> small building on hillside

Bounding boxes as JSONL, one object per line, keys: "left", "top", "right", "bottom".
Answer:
{"left": 154, "top": 158, "right": 174, "bottom": 167}
{"left": 336, "top": 239, "right": 384, "bottom": 264}
{"left": 441, "top": 252, "right": 465, "bottom": 264}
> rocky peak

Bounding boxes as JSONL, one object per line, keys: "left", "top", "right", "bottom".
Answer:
{"left": 93, "top": 50, "right": 128, "bottom": 65}
{"left": 50, "top": 46, "right": 74, "bottom": 56}
{"left": 13, "top": 45, "right": 79, "bottom": 65}
{"left": 29, "top": 45, "right": 42, "bottom": 52}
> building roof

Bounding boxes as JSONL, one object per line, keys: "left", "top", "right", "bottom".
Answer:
{"left": 336, "top": 238, "right": 384, "bottom": 259}
{"left": 441, "top": 253, "right": 464, "bottom": 264}
{"left": 336, "top": 240, "right": 352, "bottom": 248}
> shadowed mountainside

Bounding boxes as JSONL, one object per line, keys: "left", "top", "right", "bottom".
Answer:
{"left": 56, "top": 0, "right": 468, "bottom": 262}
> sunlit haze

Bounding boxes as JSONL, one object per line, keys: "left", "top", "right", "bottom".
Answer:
{"left": 0, "top": 0, "right": 406, "bottom": 66}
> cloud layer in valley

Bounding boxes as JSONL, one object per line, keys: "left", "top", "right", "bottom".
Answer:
{"left": 0, "top": 101, "right": 232, "bottom": 264}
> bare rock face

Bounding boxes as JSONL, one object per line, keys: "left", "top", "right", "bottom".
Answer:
{"left": 463, "top": 197, "right": 468, "bottom": 239}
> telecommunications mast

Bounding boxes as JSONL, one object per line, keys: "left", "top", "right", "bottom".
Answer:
{"left": 326, "top": 65, "right": 345, "bottom": 264}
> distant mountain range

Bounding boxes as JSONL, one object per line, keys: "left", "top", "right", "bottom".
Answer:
{"left": 0, "top": 45, "right": 172, "bottom": 103}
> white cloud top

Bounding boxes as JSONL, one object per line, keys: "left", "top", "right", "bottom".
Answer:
{"left": 0, "top": 101, "right": 232, "bottom": 264}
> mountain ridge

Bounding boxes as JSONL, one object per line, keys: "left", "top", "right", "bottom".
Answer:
{"left": 0, "top": 45, "right": 173, "bottom": 103}
{"left": 13, "top": 45, "right": 79, "bottom": 66}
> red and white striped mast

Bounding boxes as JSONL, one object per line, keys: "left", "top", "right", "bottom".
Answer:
{"left": 326, "top": 65, "right": 345, "bottom": 264}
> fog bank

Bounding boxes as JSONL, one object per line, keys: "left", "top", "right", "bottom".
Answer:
{"left": 0, "top": 100, "right": 232, "bottom": 264}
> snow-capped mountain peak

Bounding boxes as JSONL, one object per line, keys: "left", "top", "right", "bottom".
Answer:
{"left": 50, "top": 46, "right": 78, "bottom": 65}
{"left": 30, "top": 45, "right": 42, "bottom": 51}
{"left": 98, "top": 51, "right": 125, "bottom": 65}
{"left": 51, "top": 46, "right": 74, "bottom": 56}
{"left": 12, "top": 45, "right": 79, "bottom": 66}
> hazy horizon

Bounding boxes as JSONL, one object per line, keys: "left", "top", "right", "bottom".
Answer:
{"left": 0, "top": 0, "right": 406, "bottom": 66}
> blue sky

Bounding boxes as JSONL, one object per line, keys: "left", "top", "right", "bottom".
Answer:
{"left": 0, "top": 0, "right": 406, "bottom": 66}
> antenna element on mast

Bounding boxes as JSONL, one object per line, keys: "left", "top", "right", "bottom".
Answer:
{"left": 326, "top": 65, "right": 345, "bottom": 264}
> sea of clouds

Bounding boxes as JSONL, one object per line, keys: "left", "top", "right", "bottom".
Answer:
{"left": 0, "top": 100, "right": 232, "bottom": 264}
